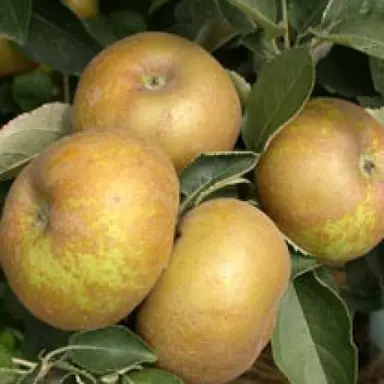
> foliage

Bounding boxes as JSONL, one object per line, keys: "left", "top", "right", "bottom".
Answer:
{"left": 0, "top": 0, "right": 384, "bottom": 383}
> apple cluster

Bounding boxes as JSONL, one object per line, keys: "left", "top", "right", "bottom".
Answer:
{"left": 1, "top": 28, "right": 384, "bottom": 384}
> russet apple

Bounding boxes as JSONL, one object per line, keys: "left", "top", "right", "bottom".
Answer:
{"left": 63, "top": 0, "right": 99, "bottom": 19}
{"left": 256, "top": 97, "right": 384, "bottom": 264}
{"left": 0, "top": 129, "right": 179, "bottom": 330}
{"left": 71, "top": 31, "right": 242, "bottom": 172}
{"left": 136, "top": 198, "right": 291, "bottom": 384}
{"left": 0, "top": 37, "right": 36, "bottom": 78}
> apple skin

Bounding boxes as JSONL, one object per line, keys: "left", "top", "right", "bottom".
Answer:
{"left": 63, "top": 0, "right": 99, "bottom": 19}
{"left": 135, "top": 198, "right": 291, "bottom": 384}
{"left": 0, "top": 130, "right": 179, "bottom": 331}
{"left": 71, "top": 31, "right": 242, "bottom": 173}
{"left": 0, "top": 38, "right": 36, "bottom": 78}
{"left": 256, "top": 97, "right": 384, "bottom": 264}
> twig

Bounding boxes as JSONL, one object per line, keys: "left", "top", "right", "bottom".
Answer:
{"left": 12, "top": 357, "right": 37, "bottom": 370}
{"left": 281, "top": 0, "right": 290, "bottom": 49}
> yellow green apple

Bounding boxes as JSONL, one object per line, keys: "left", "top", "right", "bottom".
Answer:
{"left": 0, "top": 37, "right": 36, "bottom": 78}
{"left": 0, "top": 129, "right": 179, "bottom": 330}
{"left": 136, "top": 198, "right": 291, "bottom": 384}
{"left": 256, "top": 97, "right": 384, "bottom": 264}
{"left": 63, "top": 0, "right": 99, "bottom": 19}
{"left": 71, "top": 31, "right": 242, "bottom": 172}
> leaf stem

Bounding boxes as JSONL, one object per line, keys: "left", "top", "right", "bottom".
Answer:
{"left": 281, "top": 0, "right": 290, "bottom": 49}
{"left": 1, "top": 366, "right": 31, "bottom": 375}
{"left": 63, "top": 74, "right": 71, "bottom": 103}
{"left": 43, "top": 344, "right": 121, "bottom": 364}
{"left": 43, "top": 345, "right": 86, "bottom": 362}
{"left": 12, "top": 357, "right": 37, "bottom": 370}
{"left": 54, "top": 361, "right": 98, "bottom": 384}
{"left": 309, "top": 38, "right": 334, "bottom": 64}
{"left": 177, "top": 199, "right": 190, "bottom": 219}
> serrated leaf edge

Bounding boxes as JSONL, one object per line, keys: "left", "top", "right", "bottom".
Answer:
{"left": 312, "top": 270, "right": 359, "bottom": 382}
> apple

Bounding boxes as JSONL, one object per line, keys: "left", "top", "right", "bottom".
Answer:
{"left": 136, "top": 198, "right": 291, "bottom": 384}
{"left": 71, "top": 31, "right": 242, "bottom": 172}
{"left": 0, "top": 129, "right": 179, "bottom": 330}
{"left": 63, "top": 0, "right": 99, "bottom": 19}
{"left": 256, "top": 97, "right": 384, "bottom": 264}
{"left": 0, "top": 37, "right": 36, "bottom": 78}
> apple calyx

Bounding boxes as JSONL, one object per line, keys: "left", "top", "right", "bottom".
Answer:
{"left": 142, "top": 73, "right": 167, "bottom": 91}
{"left": 36, "top": 202, "right": 50, "bottom": 230}
{"left": 359, "top": 152, "right": 384, "bottom": 181}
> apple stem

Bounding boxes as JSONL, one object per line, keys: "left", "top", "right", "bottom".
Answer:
{"left": 142, "top": 73, "right": 166, "bottom": 91}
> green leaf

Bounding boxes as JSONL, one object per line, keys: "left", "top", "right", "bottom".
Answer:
{"left": 21, "top": 0, "right": 101, "bottom": 75}
{"left": 370, "top": 56, "right": 384, "bottom": 95}
{"left": 173, "top": 0, "right": 237, "bottom": 52}
{"left": 0, "top": 368, "right": 24, "bottom": 384}
{"left": 216, "top": 0, "right": 256, "bottom": 35}
{"left": 369, "top": 308, "right": 384, "bottom": 351}
{"left": 288, "top": 0, "right": 329, "bottom": 36}
{"left": 272, "top": 272, "right": 357, "bottom": 384}
{"left": 320, "top": 0, "right": 349, "bottom": 27}
{"left": 241, "top": 30, "right": 280, "bottom": 72}
{"left": 84, "top": 18, "right": 119, "bottom": 47}
{"left": 0, "top": 348, "right": 23, "bottom": 384}
{"left": 223, "top": 0, "right": 283, "bottom": 38}
{"left": 193, "top": 177, "right": 251, "bottom": 207}
{"left": 127, "top": 368, "right": 184, "bottom": 384}
{"left": 320, "top": 0, "right": 384, "bottom": 29}
{"left": 173, "top": 0, "right": 222, "bottom": 41}
{"left": 0, "top": 102, "right": 72, "bottom": 182}
{"left": 196, "top": 182, "right": 243, "bottom": 202}
{"left": 365, "top": 106, "right": 384, "bottom": 127}
{"left": 0, "top": 0, "right": 31, "bottom": 44}
{"left": 0, "top": 329, "right": 16, "bottom": 353}
{"left": 180, "top": 151, "right": 258, "bottom": 195}
{"left": 0, "top": 345, "right": 13, "bottom": 367}
{"left": 67, "top": 326, "right": 157, "bottom": 375}
{"left": 179, "top": 151, "right": 258, "bottom": 214}
{"left": 84, "top": 9, "right": 148, "bottom": 48}
{"left": 341, "top": 244, "right": 384, "bottom": 314}
{"left": 109, "top": 11, "right": 147, "bottom": 37}
{"left": 149, "top": 0, "right": 172, "bottom": 14}
{"left": 194, "top": 17, "right": 237, "bottom": 53}
{"left": 314, "top": 267, "right": 340, "bottom": 294}
{"left": 227, "top": 70, "right": 251, "bottom": 108}
{"left": 358, "top": 95, "right": 384, "bottom": 109}
{"left": 313, "top": 19, "right": 384, "bottom": 60}
{"left": 290, "top": 250, "right": 319, "bottom": 279}
{"left": 12, "top": 71, "right": 57, "bottom": 112}
{"left": 313, "top": 2, "right": 384, "bottom": 60}
{"left": 241, "top": 47, "right": 315, "bottom": 153}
